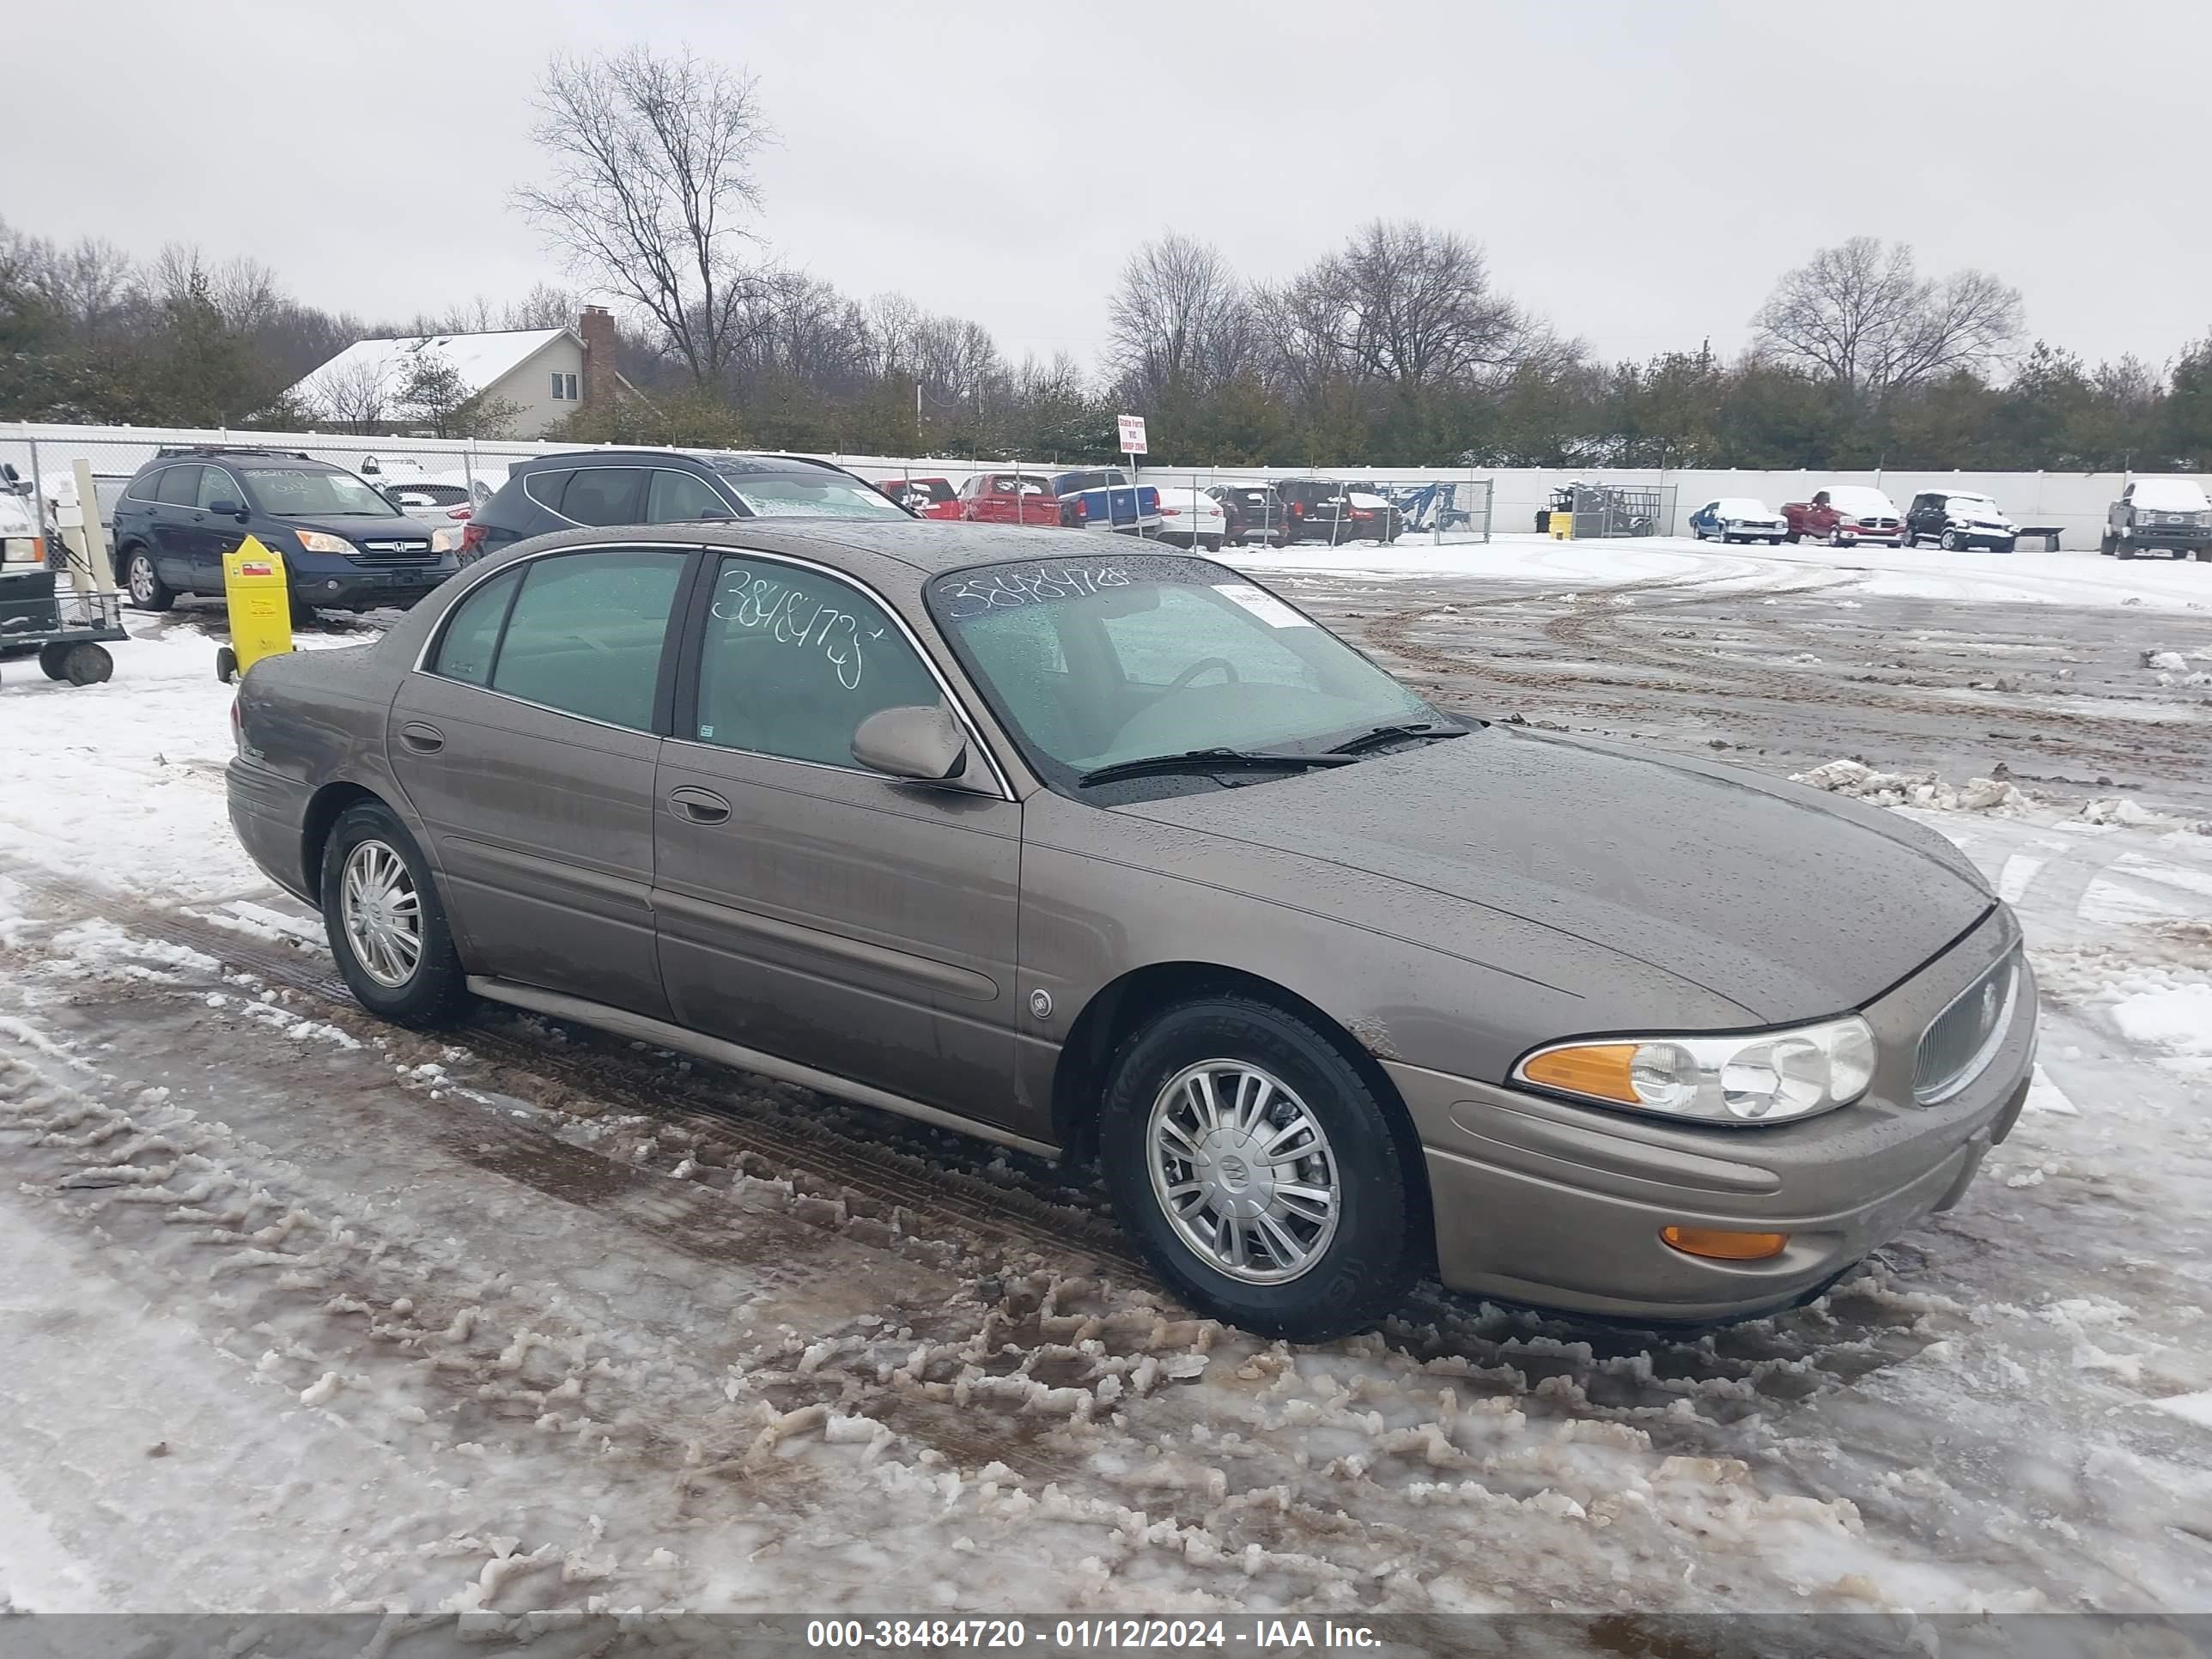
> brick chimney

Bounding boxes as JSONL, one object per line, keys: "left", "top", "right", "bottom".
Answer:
{"left": 579, "top": 306, "right": 617, "bottom": 409}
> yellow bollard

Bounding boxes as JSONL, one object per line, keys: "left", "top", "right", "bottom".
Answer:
{"left": 217, "top": 534, "right": 295, "bottom": 684}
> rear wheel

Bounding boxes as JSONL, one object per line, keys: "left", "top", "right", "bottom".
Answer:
{"left": 124, "top": 548, "right": 173, "bottom": 611}
{"left": 321, "top": 801, "right": 471, "bottom": 1028}
{"left": 1099, "top": 997, "right": 1422, "bottom": 1341}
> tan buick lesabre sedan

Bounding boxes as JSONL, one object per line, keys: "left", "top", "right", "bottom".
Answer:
{"left": 227, "top": 520, "right": 2035, "bottom": 1340}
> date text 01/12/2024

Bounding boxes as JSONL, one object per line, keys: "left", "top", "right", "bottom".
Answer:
{"left": 804, "top": 1619, "right": 1383, "bottom": 1650}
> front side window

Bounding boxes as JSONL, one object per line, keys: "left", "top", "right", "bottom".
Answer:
{"left": 242, "top": 466, "right": 400, "bottom": 519}
{"left": 645, "top": 468, "right": 729, "bottom": 522}
{"left": 484, "top": 550, "right": 687, "bottom": 729}
{"left": 197, "top": 468, "right": 240, "bottom": 510}
{"left": 927, "top": 554, "right": 1435, "bottom": 791}
{"left": 692, "top": 555, "right": 940, "bottom": 767}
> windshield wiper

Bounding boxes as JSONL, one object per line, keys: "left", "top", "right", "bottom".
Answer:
{"left": 1076, "top": 748, "right": 1359, "bottom": 788}
{"left": 1324, "top": 721, "right": 1468, "bottom": 756}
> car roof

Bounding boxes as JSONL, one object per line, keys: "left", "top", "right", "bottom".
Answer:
{"left": 477, "top": 517, "right": 1153, "bottom": 583}
{"left": 148, "top": 446, "right": 323, "bottom": 468}
{"left": 517, "top": 448, "right": 854, "bottom": 476}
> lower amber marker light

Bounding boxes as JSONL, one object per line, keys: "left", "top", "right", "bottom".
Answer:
{"left": 1661, "top": 1225, "right": 1790, "bottom": 1261}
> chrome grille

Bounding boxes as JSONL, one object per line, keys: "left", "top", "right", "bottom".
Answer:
{"left": 349, "top": 538, "right": 438, "bottom": 568}
{"left": 1914, "top": 950, "right": 2020, "bottom": 1105}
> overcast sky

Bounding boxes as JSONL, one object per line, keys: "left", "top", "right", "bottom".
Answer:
{"left": 14, "top": 0, "right": 2209, "bottom": 373}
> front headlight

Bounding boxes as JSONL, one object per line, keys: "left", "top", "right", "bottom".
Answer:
{"left": 430, "top": 525, "right": 464, "bottom": 554}
{"left": 294, "top": 530, "right": 355, "bottom": 556}
{"left": 1514, "top": 1014, "right": 1876, "bottom": 1125}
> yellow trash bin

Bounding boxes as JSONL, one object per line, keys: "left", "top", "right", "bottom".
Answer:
{"left": 1549, "top": 509, "right": 1575, "bottom": 541}
{"left": 217, "top": 534, "right": 295, "bottom": 684}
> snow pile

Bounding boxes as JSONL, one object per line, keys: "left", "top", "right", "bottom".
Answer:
{"left": 2075, "top": 798, "right": 2211, "bottom": 835}
{"left": 2142, "top": 650, "right": 2190, "bottom": 672}
{"left": 2109, "top": 984, "right": 2212, "bottom": 1058}
{"left": 1791, "top": 759, "right": 2030, "bottom": 815}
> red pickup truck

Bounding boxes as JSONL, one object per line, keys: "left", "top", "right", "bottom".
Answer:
{"left": 1782, "top": 486, "right": 1904, "bottom": 548}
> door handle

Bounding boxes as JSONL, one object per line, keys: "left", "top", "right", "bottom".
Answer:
{"left": 668, "top": 786, "right": 732, "bottom": 824}
{"left": 399, "top": 722, "right": 445, "bottom": 753}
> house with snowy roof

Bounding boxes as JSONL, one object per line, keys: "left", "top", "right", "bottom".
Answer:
{"left": 283, "top": 308, "right": 624, "bottom": 437}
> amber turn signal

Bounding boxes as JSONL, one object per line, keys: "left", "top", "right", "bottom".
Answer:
{"left": 1660, "top": 1225, "right": 1790, "bottom": 1261}
{"left": 1518, "top": 1042, "right": 1638, "bottom": 1103}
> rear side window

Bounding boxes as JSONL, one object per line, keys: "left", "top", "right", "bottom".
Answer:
{"left": 125, "top": 468, "right": 169, "bottom": 503}
{"left": 155, "top": 465, "right": 204, "bottom": 507}
{"left": 645, "top": 468, "right": 728, "bottom": 522}
{"left": 430, "top": 568, "right": 523, "bottom": 686}
{"left": 521, "top": 468, "right": 575, "bottom": 517}
{"left": 560, "top": 467, "right": 645, "bottom": 526}
{"left": 488, "top": 550, "right": 686, "bottom": 729}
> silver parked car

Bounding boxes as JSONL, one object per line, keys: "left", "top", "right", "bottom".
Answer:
{"left": 226, "top": 522, "right": 2037, "bottom": 1340}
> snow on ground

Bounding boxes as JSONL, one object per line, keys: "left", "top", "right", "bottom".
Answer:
{"left": 2, "top": 592, "right": 2209, "bottom": 1628}
{"left": 1235, "top": 531, "right": 2212, "bottom": 614}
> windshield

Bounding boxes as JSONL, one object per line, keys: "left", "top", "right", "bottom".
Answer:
{"left": 714, "top": 471, "right": 909, "bottom": 519}
{"left": 1826, "top": 488, "right": 1896, "bottom": 514}
{"left": 1715, "top": 499, "right": 1771, "bottom": 516}
{"left": 927, "top": 553, "right": 1438, "bottom": 793}
{"left": 2134, "top": 480, "right": 2211, "bottom": 511}
{"left": 242, "top": 466, "right": 402, "bottom": 519}
{"left": 1948, "top": 494, "right": 2002, "bottom": 515}
{"left": 885, "top": 478, "right": 955, "bottom": 505}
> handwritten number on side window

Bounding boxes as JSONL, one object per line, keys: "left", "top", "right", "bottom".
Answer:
{"left": 710, "top": 565, "right": 882, "bottom": 690}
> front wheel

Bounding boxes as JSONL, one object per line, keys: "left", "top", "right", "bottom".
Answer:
{"left": 321, "top": 801, "right": 471, "bottom": 1028}
{"left": 1827, "top": 528, "right": 1846, "bottom": 548}
{"left": 1099, "top": 997, "right": 1423, "bottom": 1341}
{"left": 1941, "top": 530, "right": 1963, "bottom": 551}
{"left": 124, "top": 548, "right": 174, "bottom": 611}
{"left": 2117, "top": 542, "right": 2136, "bottom": 561}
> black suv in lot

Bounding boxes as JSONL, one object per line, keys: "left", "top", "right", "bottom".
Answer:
{"left": 112, "top": 447, "right": 461, "bottom": 620}
{"left": 462, "top": 449, "right": 913, "bottom": 559}
{"left": 1272, "top": 478, "right": 1405, "bottom": 545}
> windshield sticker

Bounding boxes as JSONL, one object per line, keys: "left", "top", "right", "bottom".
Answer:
{"left": 1212, "top": 582, "right": 1311, "bottom": 628}
{"left": 938, "top": 563, "right": 1132, "bottom": 619}
{"left": 711, "top": 564, "right": 883, "bottom": 690}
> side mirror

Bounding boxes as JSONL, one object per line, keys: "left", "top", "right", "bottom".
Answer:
{"left": 851, "top": 702, "right": 972, "bottom": 785}
{"left": 207, "top": 498, "right": 245, "bottom": 520}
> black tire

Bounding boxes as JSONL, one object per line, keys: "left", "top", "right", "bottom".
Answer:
{"left": 320, "top": 800, "right": 471, "bottom": 1028}
{"left": 1098, "top": 995, "right": 1422, "bottom": 1341}
{"left": 123, "top": 547, "right": 174, "bottom": 611}
{"left": 216, "top": 646, "right": 239, "bottom": 684}
{"left": 290, "top": 593, "right": 318, "bottom": 629}
{"left": 2118, "top": 543, "right": 2136, "bottom": 561}
{"left": 58, "top": 643, "right": 112, "bottom": 686}
{"left": 37, "top": 642, "right": 71, "bottom": 681}
{"left": 2100, "top": 532, "right": 2115, "bottom": 556}
{"left": 1784, "top": 532, "right": 1802, "bottom": 544}
{"left": 1201, "top": 536, "right": 1223, "bottom": 553}
{"left": 1767, "top": 536, "right": 1784, "bottom": 544}
{"left": 1827, "top": 528, "right": 1846, "bottom": 548}
{"left": 1941, "top": 530, "right": 1963, "bottom": 551}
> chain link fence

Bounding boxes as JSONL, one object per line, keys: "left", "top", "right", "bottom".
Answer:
{"left": 1552, "top": 482, "right": 1677, "bottom": 539}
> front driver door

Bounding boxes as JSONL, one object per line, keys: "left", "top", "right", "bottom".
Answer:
{"left": 653, "top": 550, "right": 1024, "bottom": 1124}
{"left": 388, "top": 544, "right": 696, "bottom": 1018}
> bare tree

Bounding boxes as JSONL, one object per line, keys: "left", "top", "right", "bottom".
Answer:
{"left": 314, "top": 356, "right": 390, "bottom": 434}
{"left": 514, "top": 45, "right": 773, "bottom": 388}
{"left": 1108, "top": 233, "right": 1254, "bottom": 402}
{"left": 35, "top": 236, "right": 138, "bottom": 343}
{"left": 1753, "top": 237, "right": 2021, "bottom": 395}
{"left": 1255, "top": 221, "right": 1534, "bottom": 401}
{"left": 860, "top": 291, "right": 923, "bottom": 380}
{"left": 503, "top": 283, "right": 584, "bottom": 331}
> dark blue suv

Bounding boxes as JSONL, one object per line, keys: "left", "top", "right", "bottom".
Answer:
{"left": 462, "top": 448, "right": 913, "bottom": 559}
{"left": 112, "top": 447, "right": 461, "bottom": 621}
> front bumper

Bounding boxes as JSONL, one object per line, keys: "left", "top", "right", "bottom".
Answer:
{"left": 1388, "top": 907, "right": 2034, "bottom": 1322}
{"left": 2124, "top": 525, "right": 2212, "bottom": 549}
{"left": 298, "top": 564, "right": 457, "bottom": 611}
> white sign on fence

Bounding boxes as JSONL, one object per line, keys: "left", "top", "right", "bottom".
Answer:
{"left": 1117, "top": 414, "right": 1147, "bottom": 456}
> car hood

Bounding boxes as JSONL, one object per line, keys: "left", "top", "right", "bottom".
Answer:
{"left": 1114, "top": 727, "right": 1992, "bottom": 1024}
{"left": 276, "top": 515, "right": 445, "bottom": 542}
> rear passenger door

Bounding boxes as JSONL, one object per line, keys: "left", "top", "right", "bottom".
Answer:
{"left": 149, "top": 465, "right": 204, "bottom": 586}
{"left": 388, "top": 544, "right": 699, "bottom": 1018}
